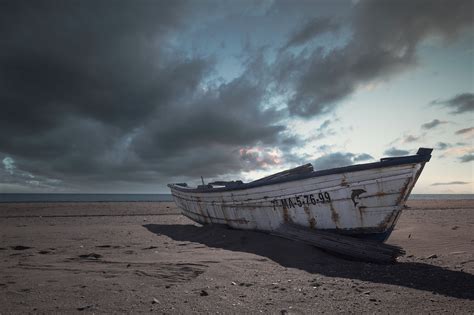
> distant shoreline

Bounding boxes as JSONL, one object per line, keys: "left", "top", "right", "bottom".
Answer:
{"left": 0, "top": 193, "right": 174, "bottom": 203}
{"left": 0, "top": 193, "right": 472, "bottom": 203}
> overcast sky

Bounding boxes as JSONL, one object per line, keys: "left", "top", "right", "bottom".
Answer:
{"left": 0, "top": 0, "right": 473, "bottom": 194}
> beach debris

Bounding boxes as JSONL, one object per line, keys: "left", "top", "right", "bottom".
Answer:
{"left": 426, "top": 254, "right": 438, "bottom": 259}
{"left": 10, "top": 245, "right": 32, "bottom": 250}
{"left": 451, "top": 226, "right": 459, "bottom": 230}
{"left": 142, "top": 246, "right": 158, "bottom": 250}
{"left": 231, "top": 281, "right": 237, "bottom": 286}
{"left": 152, "top": 298, "right": 160, "bottom": 304}
{"left": 239, "top": 282, "right": 252, "bottom": 287}
{"left": 79, "top": 253, "right": 102, "bottom": 260}
{"left": 408, "top": 234, "right": 411, "bottom": 238}
{"left": 38, "top": 250, "right": 51, "bottom": 254}
{"left": 95, "top": 245, "right": 112, "bottom": 248}
{"left": 77, "top": 304, "right": 94, "bottom": 311}
{"left": 200, "top": 290, "right": 209, "bottom": 296}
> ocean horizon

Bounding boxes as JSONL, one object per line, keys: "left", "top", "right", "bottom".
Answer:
{"left": 0, "top": 193, "right": 174, "bottom": 203}
{"left": 0, "top": 193, "right": 472, "bottom": 203}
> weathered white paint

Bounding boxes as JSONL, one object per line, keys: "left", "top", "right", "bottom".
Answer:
{"left": 169, "top": 162, "right": 425, "bottom": 237}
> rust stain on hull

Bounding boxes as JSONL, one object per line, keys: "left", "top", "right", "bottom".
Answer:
{"left": 303, "top": 206, "right": 316, "bottom": 229}
{"left": 357, "top": 206, "right": 366, "bottom": 227}
{"left": 329, "top": 202, "right": 340, "bottom": 229}
{"left": 378, "top": 210, "right": 398, "bottom": 230}
{"left": 282, "top": 206, "right": 290, "bottom": 223}
{"left": 396, "top": 177, "right": 411, "bottom": 205}
{"left": 340, "top": 177, "right": 349, "bottom": 187}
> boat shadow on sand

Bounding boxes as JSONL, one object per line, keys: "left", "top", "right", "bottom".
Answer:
{"left": 144, "top": 223, "right": 474, "bottom": 300}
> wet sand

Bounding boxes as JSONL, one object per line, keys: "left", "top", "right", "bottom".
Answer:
{"left": 0, "top": 200, "right": 473, "bottom": 313}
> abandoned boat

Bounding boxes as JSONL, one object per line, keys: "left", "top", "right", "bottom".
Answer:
{"left": 168, "top": 148, "right": 432, "bottom": 243}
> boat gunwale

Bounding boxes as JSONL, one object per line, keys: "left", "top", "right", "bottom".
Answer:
{"left": 168, "top": 148, "right": 432, "bottom": 194}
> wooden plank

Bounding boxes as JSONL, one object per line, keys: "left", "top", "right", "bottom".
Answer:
{"left": 250, "top": 163, "right": 314, "bottom": 184}
{"left": 271, "top": 224, "right": 405, "bottom": 263}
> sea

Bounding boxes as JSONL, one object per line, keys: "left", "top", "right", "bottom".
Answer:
{"left": 0, "top": 194, "right": 174, "bottom": 203}
{"left": 0, "top": 193, "right": 472, "bottom": 203}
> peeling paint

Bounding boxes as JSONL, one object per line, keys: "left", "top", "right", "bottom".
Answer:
{"left": 195, "top": 196, "right": 209, "bottom": 224}
{"left": 303, "top": 206, "right": 310, "bottom": 215}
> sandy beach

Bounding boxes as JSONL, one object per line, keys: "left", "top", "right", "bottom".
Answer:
{"left": 0, "top": 200, "right": 473, "bottom": 314}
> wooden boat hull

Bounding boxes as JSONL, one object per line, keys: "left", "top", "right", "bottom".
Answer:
{"left": 169, "top": 149, "right": 432, "bottom": 242}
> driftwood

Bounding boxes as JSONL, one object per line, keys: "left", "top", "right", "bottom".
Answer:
{"left": 272, "top": 224, "right": 405, "bottom": 263}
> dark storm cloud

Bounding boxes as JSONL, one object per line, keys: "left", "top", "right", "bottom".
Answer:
{"left": 312, "top": 152, "right": 373, "bottom": 170}
{"left": 283, "top": 17, "right": 339, "bottom": 49}
{"left": 0, "top": 0, "right": 188, "bottom": 129}
{"left": 455, "top": 127, "right": 474, "bottom": 135}
{"left": 431, "top": 181, "right": 470, "bottom": 186}
{"left": 459, "top": 154, "right": 474, "bottom": 163}
{"left": 0, "top": 0, "right": 298, "bottom": 190}
{"left": 421, "top": 119, "right": 447, "bottom": 130}
{"left": 384, "top": 148, "right": 410, "bottom": 157}
{"left": 0, "top": 0, "right": 188, "bottom": 134}
{"left": 2, "top": 0, "right": 472, "bottom": 192}
{"left": 130, "top": 71, "right": 293, "bottom": 177}
{"left": 0, "top": 0, "right": 198, "bottom": 187}
{"left": 275, "top": 0, "right": 473, "bottom": 117}
{"left": 431, "top": 93, "right": 474, "bottom": 114}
